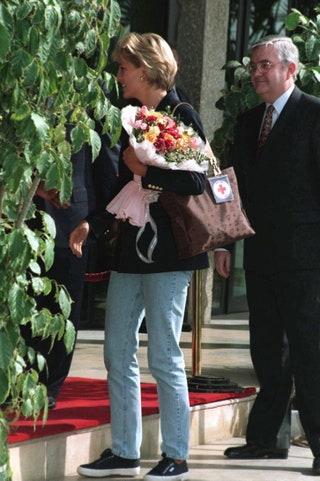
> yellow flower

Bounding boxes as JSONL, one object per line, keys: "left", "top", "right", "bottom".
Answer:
{"left": 144, "top": 125, "right": 160, "bottom": 143}
{"left": 176, "top": 135, "right": 189, "bottom": 150}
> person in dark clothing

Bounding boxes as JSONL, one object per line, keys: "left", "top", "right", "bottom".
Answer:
{"left": 24, "top": 122, "right": 119, "bottom": 409}
{"left": 215, "top": 35, "right": 320, "bottom": 476}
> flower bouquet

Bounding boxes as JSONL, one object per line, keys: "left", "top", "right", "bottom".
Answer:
{"left": 121, "top": 104, "right": 209, "bottom": 172}
{"left": 106, "top": 104, "right": 210, "bottom": 262}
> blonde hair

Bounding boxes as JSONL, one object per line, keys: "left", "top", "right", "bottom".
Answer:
{"left": 112, "top": 32, "right": 177, "bottom": 91}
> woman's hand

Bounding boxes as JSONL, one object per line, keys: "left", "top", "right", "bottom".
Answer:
{"left": 123, "top": 145, "right": 147, "bottom": 176}
{"left": 214, "top": 250, "right": 231, "bottom": 279}
{"left": 69, "top": 220, "right": 90, "bottom": 258}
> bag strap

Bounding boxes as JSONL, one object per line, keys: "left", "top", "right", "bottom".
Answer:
{"left": 171, "top": 102, "right": 221, "bottom": 175}
{"left": 172, "top": 101, "right": 193, "bottom": 116}
{"left": 205, "top": 140, "right": 221, "bottom": 175}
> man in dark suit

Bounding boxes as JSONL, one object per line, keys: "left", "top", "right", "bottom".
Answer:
{"left": 25, "top": 122, "right": 119, "bottom": 408}
{"left": 214, "top": 35, "right": 320, "bottom": 476}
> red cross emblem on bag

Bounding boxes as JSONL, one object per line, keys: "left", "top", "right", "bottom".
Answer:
{"left": 208, "top": 174, "right": 234, "bottom": 203}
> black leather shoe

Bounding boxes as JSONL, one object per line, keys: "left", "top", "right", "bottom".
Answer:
{"left": 1, "top": 397, "right": 12, "bottom": 408}
{"left": 48, "top": 396, "right": 56, "bottom": 409}
{"left": 224, "top": 443, "right": 288, "bottom": 459}
{"left": 312, "top": 456, "right": 320, "bottom": 475}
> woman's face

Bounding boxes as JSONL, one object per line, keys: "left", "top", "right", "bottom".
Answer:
{"left": 116, "top": 56, "right": 146, "bottom": 101}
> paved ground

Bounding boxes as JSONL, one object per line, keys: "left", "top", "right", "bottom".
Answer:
{"left": 63, "top": 312, "right": 315, "bottom": 481}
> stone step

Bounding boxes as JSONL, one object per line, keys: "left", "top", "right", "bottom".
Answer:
{"left": 9, "top": 395, "right": 255, "bottom": 481}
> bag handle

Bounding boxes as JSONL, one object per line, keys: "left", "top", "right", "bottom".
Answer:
{"left": 172, "top": 101, "right": 193, "bottom": 116}
{"left": 171, "top": 102, "right": 221, "bottom": 175}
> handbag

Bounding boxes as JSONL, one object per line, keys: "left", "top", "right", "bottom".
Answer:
{"left": 159, "top": 143, "right": 255, "bottom": 259}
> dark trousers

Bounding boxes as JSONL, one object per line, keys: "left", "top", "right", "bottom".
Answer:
{"left": 245, "top": 269, "right": 320, "bottom": 456}
{"left": 22, "top": 246, "right": 88, "bottom": 398}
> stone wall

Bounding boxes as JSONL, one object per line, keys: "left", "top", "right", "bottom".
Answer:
{"left": 176, "top": 0, "right": 230, "bottom": 142}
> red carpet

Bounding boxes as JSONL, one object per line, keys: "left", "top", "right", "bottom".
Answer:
{"left": 7, "top": 377, "right": 255, "bottom": 444}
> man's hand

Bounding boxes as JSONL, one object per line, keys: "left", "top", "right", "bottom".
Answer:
{"left": 214, "top": 250, "right": 231, "bottom": 279}
{"left": 69, "top": 220, "right": 90, "bottom": 258}
{"left": 36, "top": 181, "right": 70, "bottom": 209}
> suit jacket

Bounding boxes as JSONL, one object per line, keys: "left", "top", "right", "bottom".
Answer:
{"left": 88, "top": 89, "right": 209, "bottom": 274}
{"left": 233, "top": 86, "right": 320, "bottom": 273}
{"left": 44, "top": 124, "right": 119, "bottom": 248}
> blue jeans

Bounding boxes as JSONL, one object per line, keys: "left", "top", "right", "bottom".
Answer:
{"left": 104, "top": 270, "right": 193, "bottom": 460}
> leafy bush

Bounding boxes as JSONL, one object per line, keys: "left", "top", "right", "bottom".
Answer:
{"left": 0, "top": 1, "right": 121, "bottom": 478}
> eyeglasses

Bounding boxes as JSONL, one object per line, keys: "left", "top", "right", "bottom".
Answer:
{"left": 247, "top": 61, "right": 282, "bottom": 74}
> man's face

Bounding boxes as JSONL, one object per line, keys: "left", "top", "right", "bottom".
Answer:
{"left": 250, "top": 44, "right": 294, "bottom": 103}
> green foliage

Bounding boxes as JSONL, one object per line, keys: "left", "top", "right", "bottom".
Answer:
{"left": 286, "top": 8, "right": 320, "bottom": 96}
{"left": 0, "top": 412, "right": 11, "bottom": 481}
{"left": 213, "top": 58, "right": 262, "bottom": 167}
{"left": 213, "top": 7, "right": 320, "bottom": 167}
{"left": 0, "top": 1, "right": 122, "bottom": 478}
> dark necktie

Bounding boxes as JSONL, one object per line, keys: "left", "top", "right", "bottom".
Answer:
{"left": 258, "top": 104, "right": 274, "bottom": 150}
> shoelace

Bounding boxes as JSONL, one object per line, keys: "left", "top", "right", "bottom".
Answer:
{"left": 101, "top": 448, "right": 114, "bottom": 459}
{"left": 153, "top": 455, "right": 175, "bottom": 473}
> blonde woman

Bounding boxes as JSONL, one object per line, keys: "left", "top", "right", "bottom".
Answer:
{"left": 70, "top": 32, "right": 209, "bottom": 481}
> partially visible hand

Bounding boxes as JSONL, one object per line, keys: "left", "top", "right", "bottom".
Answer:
{"left": 36, "top": 181, "right": 70, "bottom": 209}
{"left": 69, "top": 220, "right": 90, "bottom": 258}
{"left": 214, "top": 250, "right": 231, "bottom": 279}
{"left": 123, "top": 145, "right": 147, "bottom": 176}
{"left": 109, "top": 221, "right": 120, "bottom": 245}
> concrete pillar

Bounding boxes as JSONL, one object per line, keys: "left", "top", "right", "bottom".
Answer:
{"left": 176, "top": 0, "right": 230, "bottom": 141}
{"left": 176, "top": 0, "right": 230, "bottom": 325}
